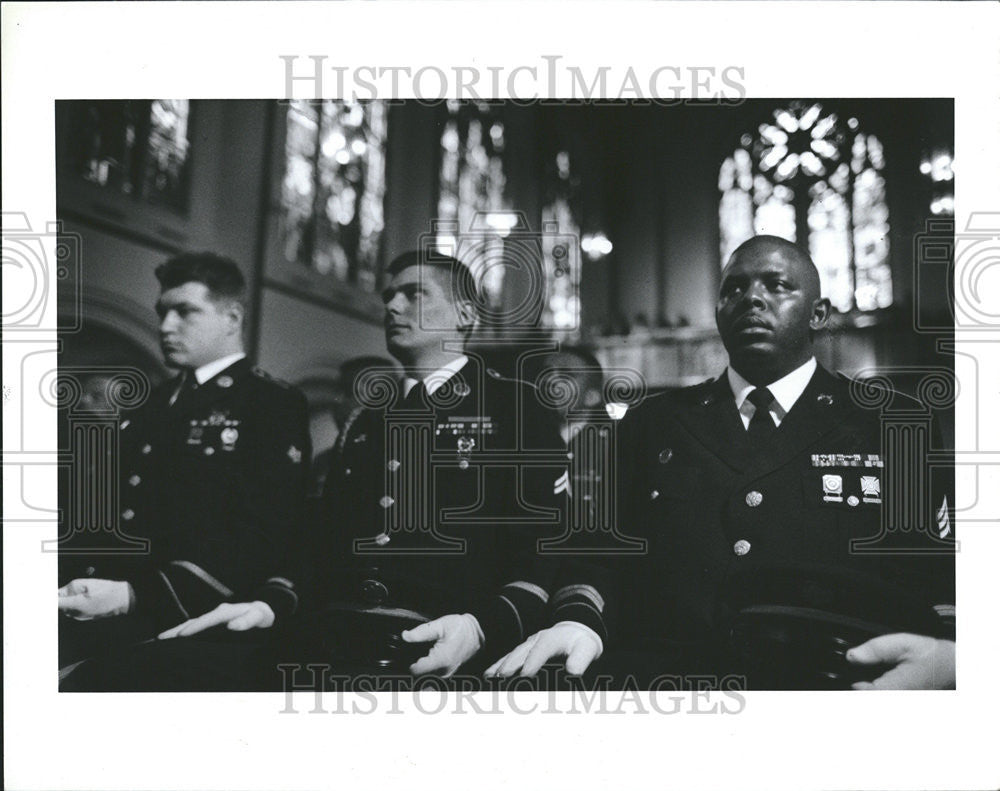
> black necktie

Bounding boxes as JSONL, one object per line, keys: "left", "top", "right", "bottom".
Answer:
{"left": 172, "top": 372, "right": 198, "bottom": 409}
{"left": 746, "top": 387, "right": 776, "bottom": 445}
{"left": 399, "top": 380, "right": 427, "bottom": 411}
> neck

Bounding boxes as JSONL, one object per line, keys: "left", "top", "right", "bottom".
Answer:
{"left": 397, "top": 348, "right": 465, "bottom": 378}
{"left": 730, "top": 351, "right": 812, "bottom": 387}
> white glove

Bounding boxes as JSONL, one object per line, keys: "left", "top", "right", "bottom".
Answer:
{"left": 58, "top": 578, "right": 134, "bottom": 620}
{"left": 158, "top": 601, "right": 275, "bottom": 639}
{"left": 401, "top": 613, "right": 484, "bottom": 677}
{"left": 847, "top": 633, "right": 955, "bottom": 690}
{"left": 485, "top": 621, "right": 603, "bottom": 678}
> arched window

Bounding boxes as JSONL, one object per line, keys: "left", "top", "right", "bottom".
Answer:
{"left": 719, "top": 102, "right": 892, "bottom": 313}
{"left": 279, "top": 100, "right": 388, "bottom": 292}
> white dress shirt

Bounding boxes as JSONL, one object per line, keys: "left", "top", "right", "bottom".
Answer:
{"left": 727, "top": 356, "right": 817, "bottom": 430}
{"left": 402, "top": 354, "right": 469, "bottom": 396}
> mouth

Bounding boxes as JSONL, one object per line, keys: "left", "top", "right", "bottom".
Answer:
{"left": 385, "top": 324, "right": 410, "bottom": 335}
{"left": 732, "top": 314, "right": 772, "bottom": 333}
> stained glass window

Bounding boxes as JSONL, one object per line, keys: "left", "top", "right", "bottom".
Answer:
{"left": 435, "top": 101, "right": 509, "bottom": 306}
{"left": 541, "top": 151, "right": 583, "bottom": 333}
{"left": 719, "top": 102, "right": 892, "bottom": 313}
{"left": 921, "top": 146, "right": 954, "bottom": 217}
{"left": 280, "top": 100, "right": 388, "bottom": 291}
{"left": 61, "top": 100, "right": 192, "bottom": 211}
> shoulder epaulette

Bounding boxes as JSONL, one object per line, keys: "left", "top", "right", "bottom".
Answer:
{"left": 251, "top": 366, "right": 293, "bottom": 389}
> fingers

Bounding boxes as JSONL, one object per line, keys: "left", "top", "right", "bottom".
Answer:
{"left": 565, "top": 639, "right": 600, "bottom": 677}
{"left": 158, "top": 604, "right": 238, "bottom": 639}
{"left": 846, "top": 633, "right": 924, "bottom": 666}
{"left": 521, "top": 632, "right": 563, "bottom": 677}
{"left": 401, "top": 619, "right": 444, "bottom": 644}
{"left": 58, "top": 580, "right": 86, "bottom": 598}
{"left": 409, "top": 644, "right": 448, "bottom": 676}
{"left": 57, "top": 595, "right": 94, "bottom": 619}
{"left": 485, "top": 636, "right": 537, "bottom": 678}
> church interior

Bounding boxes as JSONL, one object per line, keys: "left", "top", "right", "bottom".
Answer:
{"left": 55, "top": 98, "right": 956, "bottom": 457}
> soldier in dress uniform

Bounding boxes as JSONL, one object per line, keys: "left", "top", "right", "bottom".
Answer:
{"left": 59, "top": 252, "right": 311, "bottom": 688}
{"left": 306, "top": 251, "right": 606, "bottom": 680}
{"left": 491, "top": 235, "right": 955, "bottom": 689}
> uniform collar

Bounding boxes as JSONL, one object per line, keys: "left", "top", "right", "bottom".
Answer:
{"left": 727, "top": 356, "right": 817, "bottom": 416}
{"left": 402, "top": 354, "right": 469, "bottom": 397}
{"left": 193, "top": 352, "right": 247, "bottom": 386}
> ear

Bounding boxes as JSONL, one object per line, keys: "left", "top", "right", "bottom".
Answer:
{"left": 455, "top": 299, "right": 477, "bottom": 333}
{"left": 224, "top": 301, "right": 245, "bottom": 335}
{"left": 809, "top": 297, "right": 832, "bottom": 331}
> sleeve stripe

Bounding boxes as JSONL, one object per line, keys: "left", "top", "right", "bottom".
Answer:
{"left": 498, "top": 594, "right": 524, "bottom": 642}
{"left": 934, "top": 604, "right": 956, "bottom": 621}
{"left": 504, "top": 581, "right": 549, "bottom": 603}
{"left": 168, "top": 560, "right": 235, "bottom": 598}
{"left": 157, "top": 570, "right": 191, "bottom": 621}
{"left": 552, "top": 584, "right": 605, "bottom": 612}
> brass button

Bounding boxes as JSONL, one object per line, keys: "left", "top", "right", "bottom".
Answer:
{"left": 745, "top": 490, "right": 763, "bottom": 507}
{"left": 122, "top": 509, "right": 135, "bottom": 521}
{"left": 128, "top": 475, "right": 141, "bottom": 487}
{"left": 361, "top": 579, "right": 388, "bottom": 605}
{"left": 650, "top": 489, "right": 660, "bottom": 500}
{"left": 847, "top": 495, "right": 860, "bottom": 507}
{"left": 141, "top": 444, "right": 152, "bottom": 455}
{"left": 733, "top": 539, "right": 751, "bottom": 556}
{"left": 387, "top": 460, "right": 401, "bottom": 471}
{"left": 379, "top": 495, "right": 395, "bottom": 508}
{"left": 658, "top": 448, "right": 673, "bottom": 464}
{"left": 84, "top": 566, "right": 96, "bottom": 576}
{"left": 344, "top": 468, "right": 352, "bottom": 476}
{"left": 121, "top": 420, "right": 130, "bottom": 430}
{"left": 204, "top": 447, "right": 215, "bottom": 456}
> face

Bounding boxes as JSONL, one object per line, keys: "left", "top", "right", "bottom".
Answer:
{"left": 381, "top": 265, "right": 471, "bottom": 362}
{"left": 156, "top": 281, "right": 242, "bottom": 370}
{"left": 716, "top": 242, "right": 830, "bottom": 377}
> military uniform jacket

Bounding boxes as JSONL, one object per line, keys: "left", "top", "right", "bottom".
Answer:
{"left": 318, "top": 355, "right": 592, "bottom": 656}
{"left": 615, "top": 364, "right": 955, "bottom": 653}
{"left": 90, "top": 358, "right": 311, "bottom": 627}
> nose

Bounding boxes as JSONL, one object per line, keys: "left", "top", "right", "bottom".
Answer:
{"left": 385, "top": 292, "right": 407, "bottom": 316}
{"left": 159, "top": 310, "right": 178, "bottom": 335}
{"left": 740, "top": 281, "right": 767, "bottom": 310}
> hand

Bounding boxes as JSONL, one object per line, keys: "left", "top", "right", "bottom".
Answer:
{"left": 401, "top": 614, "right": 483, "bottom": 677}
{"left": 58, "top": 578, "right": 133, "bottom": 620}
{"left": 157, "top": 601, "right": 275, "bottom": 639}
{"left": 485, "top": 621, "right": 603, "bottom": 678}
{"left": 846, "top": 633, "right": 955, "bottom": 690}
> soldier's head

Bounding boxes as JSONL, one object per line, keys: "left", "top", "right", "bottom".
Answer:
{"left": 716, "top": 236, "right": 831, "bottom": 385}
{"left": 381, "top": 250, "right": 478, "bottom": 368}
{"left": 154, "top": 252, "right": 246, "bottom": 370}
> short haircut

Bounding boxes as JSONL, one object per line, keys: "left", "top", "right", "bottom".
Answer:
{"left": 155, "top": 252, "right": 247, "bottom": 304}
{"left": 385, "top": 250, "right": 480, "bottom": 308}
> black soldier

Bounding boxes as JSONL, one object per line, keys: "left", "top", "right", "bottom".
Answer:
{"left": 492, "top": 235, "right": 955, "bottom": 689}
{"left": 58, "top": 252, "right": 311, "bottom": 686}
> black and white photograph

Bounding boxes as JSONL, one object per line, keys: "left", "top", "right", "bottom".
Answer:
{"left": 3, "top": 3, "right": 999, "bottom": 790}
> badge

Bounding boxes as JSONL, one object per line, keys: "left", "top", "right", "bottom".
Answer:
{"left": 860, "top": 475, "right": 881, "bottom": 503}
{"left": 220, "top": 427, "right": 239, "bottom": 450}
{"left": 453, "top": 382, "right": 471, "bottom": 398}
{"left": 186, "top": 426, "right": 204, "bottom": 445}
{"left": 217, "top": 375, "right": 233, "bottom": 388}
{"left": 456, "top": 435, "right": 475, "bottom": 469}
{"left": 816, "top": 393, "right": 834, "bottom": 405}
{"left": 287, "top": 445, "right": 302, "bottom": 464}
{"left": 208, "top": 411, "right": 226, "bottom": 426}
{"left": 822, "top": 474, "right": 843, "bottom": 502}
